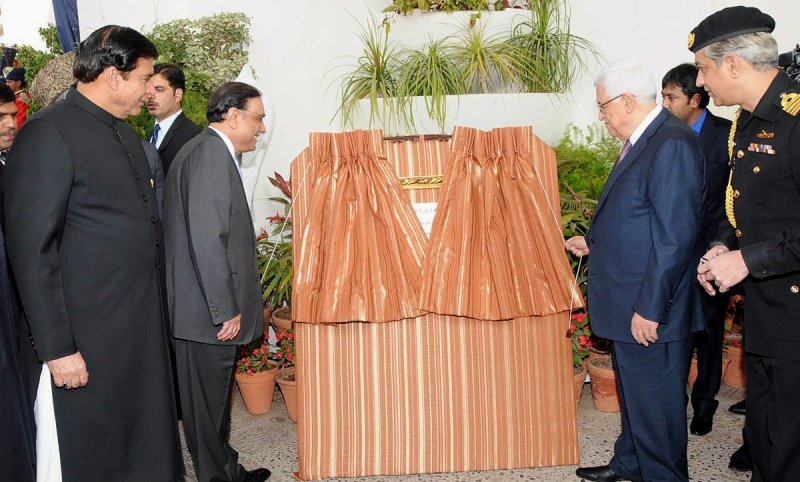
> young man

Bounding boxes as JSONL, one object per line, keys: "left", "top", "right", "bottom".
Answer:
{"left": 146, "top": 63, "right": 201, "bottom": 172}
{"left": 4, "top": 67, "right": 29, "bottom": 129}
{"left": 662, "top": 63, "right": 731, "bottom": 437}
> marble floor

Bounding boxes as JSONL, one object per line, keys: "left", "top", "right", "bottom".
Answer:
{"left": 181, "top": 384, "right": 749, "bottom": 482}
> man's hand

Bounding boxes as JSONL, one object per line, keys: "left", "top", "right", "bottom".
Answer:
{"left": 48, "top": 352, "right": 89, "bottom": 390}
{"left": 703, "top": 250, "right": 749, "bottom": 294}
{"left": 697, "top": 245, "right": 730, "bottom": 296}
{"left": 565, "top": 236, "right": 590, "bottom": 256}
{"left": 217, "top": 313, "right": 242, "bottom": 341}
{"left": 631, "top": 312, "right": 659, "bottom": 347}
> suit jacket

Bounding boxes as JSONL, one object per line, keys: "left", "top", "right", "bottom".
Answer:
{"left": 141, "top": 140, "right": 165, "bottom": 216}
{"left": 163, "top": 128, "right": 262, "bottom": 345}
{"left": 586, "top": 108, "right": 707, "bottom": 343}
{"left": 699, "top": 111, "right": 732, "bottom": 247}
{"left": 150, "top": 111, "right": 202, "bottom": 174}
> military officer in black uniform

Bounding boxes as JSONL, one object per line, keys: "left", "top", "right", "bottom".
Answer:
{"left": 693, "top": 7, "right": 800, "bottom": 482}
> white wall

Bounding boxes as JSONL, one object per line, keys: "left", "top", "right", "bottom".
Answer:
{"left": 0, "top": 0, "right": 54, "bottom": 50}
{"left": 11, "top": 0, "right": 800, "bottom": 225}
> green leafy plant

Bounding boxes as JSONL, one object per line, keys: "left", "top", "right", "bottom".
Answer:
{"left": 258, "top": 172, "right": 293, "bottom": 308}
{"left": 335, "top": 16, "right": 404, "bottom": 132}
{"left": 570, "top": 310, "right": 592, "bottom": 368}
{"left": 556, "top": 124, "right": 621, "bottom": 356}
{"left": 385, "top": 0, "right": 529, "bottom": 14}
{"left": 506, "top": 0, "right": 601, "bottom": 93}
{"left": 448, "top": 21, "right": 524, "bottom": 94}
{"left": 273, "top": 328, "right": 295, "bottom": 369}
{"left": 126, "top": 12, "right": 251, "bottom": 137}
{"left": 396, "top": 37, "right": 465, "bottom": 131}
{"left": 235, "top": 337, "right": 277, "bottom": 375}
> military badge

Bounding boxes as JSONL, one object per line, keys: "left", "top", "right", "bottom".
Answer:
{"left": 748, "top": 143, "right": 775, "bottom": 154}
{"left": 780, "top": 92, "right": 800, "bottom": 116}
{"left": 687, "top": 32, "right": 695, "bottom": 50}
{"left": 756, "top": 130, "right": 774, "bottom": 139}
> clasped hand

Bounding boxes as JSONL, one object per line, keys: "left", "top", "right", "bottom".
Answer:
{"left": 696, "top": 245, "right": 748, "bottom": 295}
{"left": 48, "top": 351, "right": 89, "bottom": 390}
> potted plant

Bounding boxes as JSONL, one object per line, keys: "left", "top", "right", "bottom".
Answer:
{"left": 570, "top": 310, "right": 591, "bottom": 407}
{"left": 234, "top": 337, "right": 279, "bottom": 415}
{"left": 258, "top": 172, "right": 293, "bottom": 333}
{"left": 273, "top": 328, "right": 298, "bottom": 422}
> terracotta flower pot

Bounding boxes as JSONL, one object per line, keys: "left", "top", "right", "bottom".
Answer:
{"left": 235, "top": 366, "right": 278, "bottom": 415}
{"left": 271, "top": 306, "right": 292, "bottom": 333}
{"left": 276, "top": 366, "right": 297, "bottom": 422}
{"left": 573, "top": 363, "right": 588, "bottom": 408}
{"left": 587, "top": 356, "right": 620, "bottom": 413}
{"left": 723, "top": 346, "right": 746, "bottom": 388}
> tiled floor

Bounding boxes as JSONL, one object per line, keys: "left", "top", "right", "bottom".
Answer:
{"left": 181, "top": 385, "right": 749, "bottom": 482}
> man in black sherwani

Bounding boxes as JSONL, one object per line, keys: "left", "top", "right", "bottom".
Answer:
{"left": 3, "top": 25, "right": 183, "bottom": 482}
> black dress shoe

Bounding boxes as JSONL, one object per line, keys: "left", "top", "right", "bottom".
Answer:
{"left": 729, "top": 444, "right": 752, "bottom": 472}
{"left": 575, "top": 464, "right": 623, "bottom": 481}
{"left": 690, "top": 413, "right": 714, "bottom": 436}
{"left": 729, "top": 399, "right": 746, "bottom": 415}
{"left": 243, "top": 468, "right": 271, "bottom": 482}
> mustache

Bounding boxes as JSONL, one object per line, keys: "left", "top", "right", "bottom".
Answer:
{"left": 0, "top": 128, "right": 16, "bottom": 136}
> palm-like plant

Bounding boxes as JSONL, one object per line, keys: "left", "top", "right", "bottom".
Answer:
{"left": 396, "top": 38, "right": 465, "bottom": 132}
{"left": 448, "top": 21, "right": 527, "bottom": 94}
{"left": 335, "top": 16, "right": 404, "bottom": 132}
{"left": 506, "top": 0, "right": 601, "bottom": 93}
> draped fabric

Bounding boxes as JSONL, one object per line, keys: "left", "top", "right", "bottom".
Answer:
{"left": 291, "top": 127, "right": 581, "bottom": 480}
{"left": 51, "top": 0, "right": 80, "bottom": 52}
{"left": 292, "top": 131, "right": 428, "bottom": 324}
{"left": 420, "top": 126, "right": 580, "bottom": 320}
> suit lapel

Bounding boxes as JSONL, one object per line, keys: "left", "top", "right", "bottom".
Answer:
{"left": 595, "top": 109, "right": 671, "bottom": 215}
{"left": 157, "top": 112, "right": 184, "bottom": 153}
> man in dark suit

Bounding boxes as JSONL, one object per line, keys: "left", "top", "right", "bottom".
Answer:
{"left": 693, "top": 7, "right": 800, "bottom": 482}
{"left": 567, "top": 58, "right": 706, "bottom": 482}
{"left": 661, "top": 63, "right": 732, "bottom": 437}
{"left": 0, "top": 83, "right": 16, "bottom": 178}
{"left": 164, "top": 81, "right": 270, "bottom": 482}
{"left": 146, "top": 63, "right": 202, "bottom": 173}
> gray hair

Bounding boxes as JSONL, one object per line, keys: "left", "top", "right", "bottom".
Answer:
{"left": 702, "top": 32, "right": 778, "bottom": 72}
{"left": 594, "top": 58, "right": 657, "bottom": 102}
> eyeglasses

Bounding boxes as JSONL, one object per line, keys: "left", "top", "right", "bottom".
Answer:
{"left": 239, "top": 108, "right": 266, "bottom": 122}
{"left": 597, "top": 94, "right": 624, "bottom": 114}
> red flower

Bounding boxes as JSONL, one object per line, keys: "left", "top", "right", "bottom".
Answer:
{"left": 572, "top": 313, "right": 585, "bottom": 323}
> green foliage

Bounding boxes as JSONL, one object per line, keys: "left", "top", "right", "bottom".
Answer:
{"left": 258, "top": 173, "right": 293, "bottom": 308}
{"left": 506, "top": 0, "right": 601, "bottom": 93}
{"left": 39, "top": 24, "right": 64, "bottom": 54}
{"left": 385, "top": 0, "right": 527, "bottom": 14}
{"left": 335, "top": 16, "right": 403, "bottom": 132}
{"left": 397, "top": 38, "right": 465, "bottom": 131}
{"left": 449, "top": 21, "right": 523, "bottom": 94}
{"left": 146, "top": 12, "right": 251, "bottom": 98}
{"left": 336, "top": 1, "right": 601, "bottom": 133}
{"left": 556, "top": 124, "right": 620, "bottom": 199}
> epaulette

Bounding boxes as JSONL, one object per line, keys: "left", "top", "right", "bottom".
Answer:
{"left": 779, "top": 83, "right": 800, "bottom": 116}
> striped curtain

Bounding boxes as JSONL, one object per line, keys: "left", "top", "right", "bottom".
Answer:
{"left": 291, "top": 127, "right": 581, "bottom": 480}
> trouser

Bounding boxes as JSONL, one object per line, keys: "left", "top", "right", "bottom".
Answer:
{"left": 174, "top": 339, "right": 247, "bottom": 482}
{"left": 745, "top": 352, "right": 800, "bottom": 482}
{"left": 609, "top": 338, "right": 692, "bottom": 482}
{"left": 690, "top": 293, "right": 728, "bottom": 415}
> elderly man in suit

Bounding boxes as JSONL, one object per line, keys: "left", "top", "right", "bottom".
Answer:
{"left": 566, "top": 58, "right": 706, "bottom": 482}
{"left": 164, "top": 81, "right": 270, "bottom": 482}
{"left": 661, "top": 63, "right": 732, "bottom": 437}
{"left": 146, "top": 63, "right": 202, "bottom": 172}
